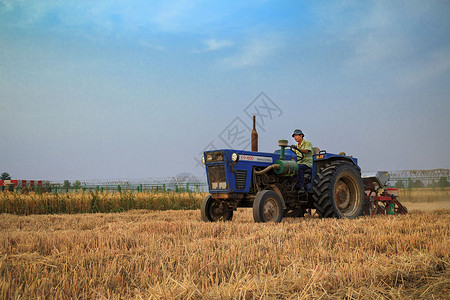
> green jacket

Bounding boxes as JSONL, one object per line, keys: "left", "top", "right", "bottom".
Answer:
{"left": 293, "top": 139, "right": 313, "bottom": 168}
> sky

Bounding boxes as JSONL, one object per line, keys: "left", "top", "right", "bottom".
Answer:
{"left": 1, "top": 0, "right": 449, "bottom": 182}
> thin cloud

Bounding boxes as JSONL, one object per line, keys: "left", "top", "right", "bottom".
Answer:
{"left": 203, "top": 39, "right": 233, "bottom": 51}
{"left": 344, "top": 2, "right": 414, "bottom": 68}
{"left": 218, "top": 35, "right": 283, "bottom": 69}
{"left": 0, "top": 0, "right": 13, "bottom": 11}
{"left": 401, "top": 47, "right": 450, "bottom": 87}
{"left": 139, "top": 39, "right": 166, "bottom": 51}
{"left": 348, "top": 33, "right": 413, "bottom": 68}
{"left": 312, "top": 0, "right": 450, "bottom": 89}
{"left": 152, "top": 0, "right": 198, "bottom": 32}
{"left": 0, "top": 1, "right": 160, "bottom": 33}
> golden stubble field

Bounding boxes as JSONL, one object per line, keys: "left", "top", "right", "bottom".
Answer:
{"left": 1, "top": 205, "right": 449, "bottom": 299}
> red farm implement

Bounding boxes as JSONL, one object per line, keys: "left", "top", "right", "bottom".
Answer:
{"left": 362, "top": 172, "right": 408, "bottom": 216}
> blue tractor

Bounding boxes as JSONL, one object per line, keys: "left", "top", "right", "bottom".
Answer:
{"left": 201, "top": 140, "right": 366, "bottom": 222}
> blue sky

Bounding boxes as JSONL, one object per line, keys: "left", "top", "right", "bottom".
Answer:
{"left": 1, "top": 0, "right": 449, "bottom": 181}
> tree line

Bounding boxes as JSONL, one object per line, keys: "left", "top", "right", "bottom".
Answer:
{"left": 393, "top": 177, "right": 449, "bottom": 188}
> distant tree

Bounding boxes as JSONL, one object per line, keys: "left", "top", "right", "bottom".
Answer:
{"left": 73, "top": 180, "right": 81, "bottom": 189}
{"left": 1, "top": 172, "right": 11, "bottom": 180}
{"left": 42, "top": 181, "right": 52, "bottom": 193}
{"left": 412, "top": 180, "right": 425, "bottom": 188}
{"left": 439, "top": 177, "right": 449, "bottom": 188}
{"left": 63, "top": 180, "right": 71, "bottom": 189}
{"left": 394, "top": 180, "right": 405, "bottom": 188}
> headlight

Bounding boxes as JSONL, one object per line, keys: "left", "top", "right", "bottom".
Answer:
{"left": 231, "top": 153, "right": 239, "bottom": 162}
{"left": 216, "top": 152, "right": 223, "bottom": 161}
{"left": 201, "top": 156, "right": 205, "bottom": 164}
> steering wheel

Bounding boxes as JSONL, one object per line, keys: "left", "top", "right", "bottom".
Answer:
{"left": 290, "top": 145, "right": 304, "bottom": 160}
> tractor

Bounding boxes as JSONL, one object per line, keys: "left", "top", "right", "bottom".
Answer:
{"left": 201, "top": 139, "right": 406, "bottom": 223}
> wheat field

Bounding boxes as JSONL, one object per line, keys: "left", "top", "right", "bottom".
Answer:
{"left": 1, "top": 188, "right": 448, "bottom": 216}
{"left": 0, "top": 191, "right": 206, "bottom": 215}
{"left": 1, "top": 206, "right": 449, "bottom": 299}
{"left": 399, "top": 188, "right": 450, "bottom": 203}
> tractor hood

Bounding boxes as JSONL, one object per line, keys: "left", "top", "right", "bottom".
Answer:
{"left": 203, "top": 149, "right": 297, "bottom": 193}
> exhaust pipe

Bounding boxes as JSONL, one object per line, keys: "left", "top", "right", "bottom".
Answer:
{"left": 254, "top": 164, "right": 280, "bottom": 175}
{"left": 251, "top": 115, "right": 258, "bottom": 152}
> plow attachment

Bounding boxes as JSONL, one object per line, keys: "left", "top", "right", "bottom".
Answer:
{"left": 362, "top": 172, "right": 408, "bottom": 216}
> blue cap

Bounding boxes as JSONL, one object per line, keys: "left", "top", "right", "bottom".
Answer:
{"left": 292, "top": 129, "right": 304, "bottom": 137}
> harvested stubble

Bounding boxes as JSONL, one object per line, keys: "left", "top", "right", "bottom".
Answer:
{"left": 0, "top": 209, "right": 448, "bottom": 299}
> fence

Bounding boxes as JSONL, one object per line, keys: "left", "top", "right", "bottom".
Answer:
{"left": 1, "top": 180, "right": 208, "bottom": 194}
{"left": 2, "top": 169, "right": 449, "bottom": 194}
{"left": 388, "top": 169, "right": 449, "bottom": 190}
{"left": 50, "top": 182, "right": 208, "bottom": 194}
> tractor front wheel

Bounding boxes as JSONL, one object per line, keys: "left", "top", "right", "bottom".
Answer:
{"left": 253, "top": 190, "right": 283, "bottom": 223}
{"left": 201, "top": 194, "right": 233, "bottom": 222}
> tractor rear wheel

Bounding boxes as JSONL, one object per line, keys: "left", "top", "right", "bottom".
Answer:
{"left": 201, "top": 194, "right": 233, "bottom": 222}
{"left": 312, "top": 161, "right": 364, "bottom": 219}
{"left": 253, "top": 190, "right": 283, "bottom": 223}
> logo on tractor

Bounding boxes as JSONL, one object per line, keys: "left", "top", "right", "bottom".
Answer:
{"left": 239, "top": 155, "right": 273, "bottom": 163}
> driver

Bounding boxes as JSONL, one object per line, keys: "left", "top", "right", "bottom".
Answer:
{"left": 291, "top": 129, "right": 313, "bottom": 193}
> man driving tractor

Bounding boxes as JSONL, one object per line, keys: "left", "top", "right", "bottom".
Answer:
{"left": 291, "top": 129, "right": 313, "bottom": 193}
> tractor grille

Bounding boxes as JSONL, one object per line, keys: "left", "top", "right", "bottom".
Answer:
{"left": 207, "top": 165, "right": 227, "bottom": 190}
{"left": 235, "top": 170, "right": 247, "bottom": 190}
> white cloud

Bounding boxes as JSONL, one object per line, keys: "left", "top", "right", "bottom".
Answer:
{"left": 349, "top": 3, "right": 417, "bottom": 67}
{"left": 0, "top": 1, "right": 159, "bottom": 32}
{"left": 342, "top": 2, "right": 450, "bottom": 88}
{"left": 218, "top": 35, "right": 283, "bottom": 69}
{"left": 139, "top": 39, "right": 165, "bottom": 51}
{"left": 348, "top": 33, "right": 413, "bottom": 68}
{"left": 0, "top": 0, "right": 13, "bottom": 11}
{"left": 152, "top": 0, "right": 198, "bottom": 32}
{"left": 402, "top": 47, "right": 450, "bottom": 87}
{"left": 312, "top": 1, "right": 450, "bottom": 88}
{"left": 203, "top": 39, "right": 233, "bottom": 51}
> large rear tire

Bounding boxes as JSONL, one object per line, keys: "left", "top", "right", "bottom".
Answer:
{"left": 253, "top": 190, "right": 283, "bottom": 223}
{"left": 312, "top": 161, "right": 364, "bottom": 219}
{"left": 201, "top": 194, "right": 233, "bottom": 222}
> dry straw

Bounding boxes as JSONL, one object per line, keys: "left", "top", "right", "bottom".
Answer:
{"left": 0, "top": 208, "right": 449, "bottom": 299}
